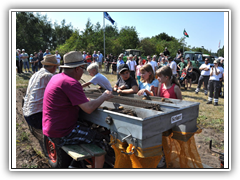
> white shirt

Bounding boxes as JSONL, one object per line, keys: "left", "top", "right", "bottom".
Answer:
{"left": 22, "top": 68, "right": 54, "bottom": 117}
{"left": 126, "top": 60, "right": 137, "bottom": 71}
{"left": 169, "top": 61, "right": 177, "bottom": 75}
{"left": 82, "top": 54, "right": 87, "bottom": 60}
{"left": 209, "top": 67, "right": 221, "bottom": 81}
{"left": 55, "top": 54, "right": 61, "bottom": 63}
{"left": 89, "top": 73, "right": 112, "bottom": 91}
{"left": 199, "top": 63, "right": 210, "bottom": 76}
{"left": 148, "top": 61, "right": 158, "bottom": 73}
{"left": 217, "top": 66, "right": 224, "bottom": 79}
{"left": 97, "top": 53, "right": 103, "bottom": 63}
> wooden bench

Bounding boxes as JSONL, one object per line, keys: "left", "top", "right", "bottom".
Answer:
{"left": 61, "top": 143, "right": 106, "bottom": 162}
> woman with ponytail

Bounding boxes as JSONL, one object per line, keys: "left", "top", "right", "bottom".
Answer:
{"left": 156, "top": 66, "right": 182, "bottom": 100}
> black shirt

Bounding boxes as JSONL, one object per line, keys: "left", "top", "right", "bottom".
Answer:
{"left": 164, "top": 50, "right": 170, "bottom": 56}
{"left": 116, "top": 76, "right": 138, "bottom": 89}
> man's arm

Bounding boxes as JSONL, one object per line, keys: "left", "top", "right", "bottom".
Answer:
{"left": 79, "top": 90, "right": 113, "bottom": 114}
{"left": 82, "top": 82, "right": 92, "bottom": 88}
{"left": 117, "top": 85, "right": 138, "bottom": 94}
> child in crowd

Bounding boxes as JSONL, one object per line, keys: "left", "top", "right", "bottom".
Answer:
{"left": 135, "top": 59, "right": 144, "bottom": 84}
{"left": 31, "top": 52, "right": 39, "bottom": 73}
{"left": 82, "top": 63, "right": 112, "bottom": 91}
{"left": 179, "top": 68, "right": 187, "bottom": 81}
{"left": 113, "top": 63, "right": 138, "bottom": 94}
{"left": 137, "top": 64, "right": 159, "bottom": 96}
{"left": 156, "top": 66, "right": 182, "bottom": 99}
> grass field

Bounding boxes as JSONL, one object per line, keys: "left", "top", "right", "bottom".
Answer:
{"left": 16, "top": 69, "right": 224, "bottom": 133}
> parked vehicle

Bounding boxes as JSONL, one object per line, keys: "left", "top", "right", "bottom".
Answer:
{"left": 122, "top": 49, "right": 147, "bottom": 62}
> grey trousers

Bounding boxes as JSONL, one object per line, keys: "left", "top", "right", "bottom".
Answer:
{"left": 196, "top": 75, "right": 210, "bottom": 92}
{"left": 208, "top": 80, "right": 220, "bottom": 102}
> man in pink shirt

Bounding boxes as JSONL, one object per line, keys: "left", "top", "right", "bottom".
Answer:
{"left": 42, "top": 51, "right": 113, "bottom": 168}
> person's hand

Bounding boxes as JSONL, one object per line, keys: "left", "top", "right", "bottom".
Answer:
{"left": 137, "top": 89, "right": 146, "bottom": 96}
{"left": 150, "top": 85, "right": 154, "bottom": 92}
{"left": 117, "top": 89, "right": 122, "bottom": 94}
{"left": 119, "top": 85, "right": 126, "bottom": 90}
{"left": 101, "top": 90, "right": 113, "bottom": 100}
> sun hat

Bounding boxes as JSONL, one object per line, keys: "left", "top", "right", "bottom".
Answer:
{"left": 129, "top": 54, "right": 133, "bottom": 57}
{"left": 159, "top": 52, "right": 163, "bottom": 55}
{"left": 60, "top": 51, "right": 87, "bottom": 68}
{"left": 22, "top": 49, "right": 25, "bottom": 52}
{"left": 119, "top": 63, "right": 129, "bottom": 73}
{"left": 213, "top": 60, "right": 218, "bottom": 64}
{"left": 41, "top": 54, "right": 59, "bottom": 66}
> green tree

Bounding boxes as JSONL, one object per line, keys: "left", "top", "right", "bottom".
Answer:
{"left": 217, "top": 46, "right": 224, "bottom": 57}
{"left": 138, "top": 38, "right": 156, "bottom": 56}
{"left": 16, "top": 12, "right": 74, "bottom": 54}
{"left": 52, "top": 19, "right": 74, "bottom": 50}
{"left": 118, "top": 26, "right": 139, "bottom": 50}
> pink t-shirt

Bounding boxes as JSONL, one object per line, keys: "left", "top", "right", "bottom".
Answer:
{"left": 42, "top": 73, "right": 89, "bottom": 138}
{"left": 136, "top": 65, "right": 143, "bottom": 76}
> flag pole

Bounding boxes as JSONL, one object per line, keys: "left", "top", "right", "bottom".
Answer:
{"left": 183, "top": 28, "right": 185, "bottom": 53}
{"left": 103, "top": 12, "right": 105, "bottom": 60}
{"left": 183, "top": 36, "right": 184, "bottom": 53}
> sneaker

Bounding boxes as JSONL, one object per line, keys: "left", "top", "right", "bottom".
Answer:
{"left": 157, "top": 156, "right": 166, "bottom": 168}
{"left": 206, "top": 101, "right": 212, "bottom": 104}
{"left": 214, "top": 102, "right": 218, "bottom": 106}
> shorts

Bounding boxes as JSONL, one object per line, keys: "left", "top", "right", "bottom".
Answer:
{"left": 186, "top": 73, "right": 192, "bottom": 80}
{"left": 49, "top": 125, "right": 103, "bottom": 148}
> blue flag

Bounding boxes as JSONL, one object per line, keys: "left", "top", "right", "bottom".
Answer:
{"left": 104, "top": 12, "right": 115, "bottom": 25}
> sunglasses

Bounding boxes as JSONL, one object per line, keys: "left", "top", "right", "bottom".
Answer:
{"left": 79, "top": 66, "right": 86, "bottom": 70}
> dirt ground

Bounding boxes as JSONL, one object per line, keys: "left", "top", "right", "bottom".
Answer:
{"left": 16, "top": 88, "right": 50, "bottom": 168}
{"left": 15, "top": 88, "right": 223, "bottom": 169}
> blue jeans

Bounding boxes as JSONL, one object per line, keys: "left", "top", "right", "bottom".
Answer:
{"left": 23, "top": 61, "right": 29, "bottom": 70}
{"left": 32, "top": 64, "right": 38, "bottom": 72}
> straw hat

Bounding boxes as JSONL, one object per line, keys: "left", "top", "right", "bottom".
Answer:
{"left": 60, "top": 51, "right": 87, "bottom": 68}
{"left": 41, "top": 55, "right": 59, "bottom": 66}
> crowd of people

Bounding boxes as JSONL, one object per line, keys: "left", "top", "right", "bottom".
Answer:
{"left": 80, "top": 49, "right": 224, "bottom": 107}
{"left": 16, "top": 48, "right": 54, "bottom": 74}
{"left": 21, "top": 46, "right": 224, "bottom": 168}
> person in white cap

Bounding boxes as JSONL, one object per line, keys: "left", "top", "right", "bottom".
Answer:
{"left": 22, "top": 55, "right": 60, "bottom": 130}
{"left": 42, "top": 51, "right": 113, "bottom": 168}
{"left": 206, "top": 60, "right": 221, "bottom": 106}
{"left": 126, "top": 54, "right": 137, "bottom": 78}
{"left": 21, "top": 49, "right": 30, "bottom": 73}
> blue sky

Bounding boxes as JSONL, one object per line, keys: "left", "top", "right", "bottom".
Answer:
{"left": 36, "top": 10, "right": 225, "bottom": 53}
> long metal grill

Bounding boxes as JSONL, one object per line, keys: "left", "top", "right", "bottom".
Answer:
{"left": 84, "top": 91, "right": 162, "bottom": 110}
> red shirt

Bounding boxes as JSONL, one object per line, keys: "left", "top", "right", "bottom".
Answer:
{"left": 86, "top": 55, "right": 92, "bottom": 63}
{"left": 42, "top": 73, "right": 89, "bottom": 138}
{"left": 159, "top": 83, "right": 177, "bottom": 99}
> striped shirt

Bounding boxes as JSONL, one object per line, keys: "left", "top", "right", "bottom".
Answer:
{"left": 22, "top": 68, "right": 54, "bottom": 117}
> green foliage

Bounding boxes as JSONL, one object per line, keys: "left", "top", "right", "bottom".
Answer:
{"left": 217, "top": 46, "right": 224, "bottom": 57}
{"left": 56, "top": 20, "right": 139, "bottom": 56}
{"left": 17, "top": 12, "right": 220, "bottom": 59}
{"left": 16, "top": 12, "right": 74, "bottom": 54}
{"left": 118, "top": 26, "right": 139, "bottom": 50}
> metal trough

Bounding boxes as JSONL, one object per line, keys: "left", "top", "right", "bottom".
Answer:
{"left": 82, "top": 90, "right": 199, "bottom": 150}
